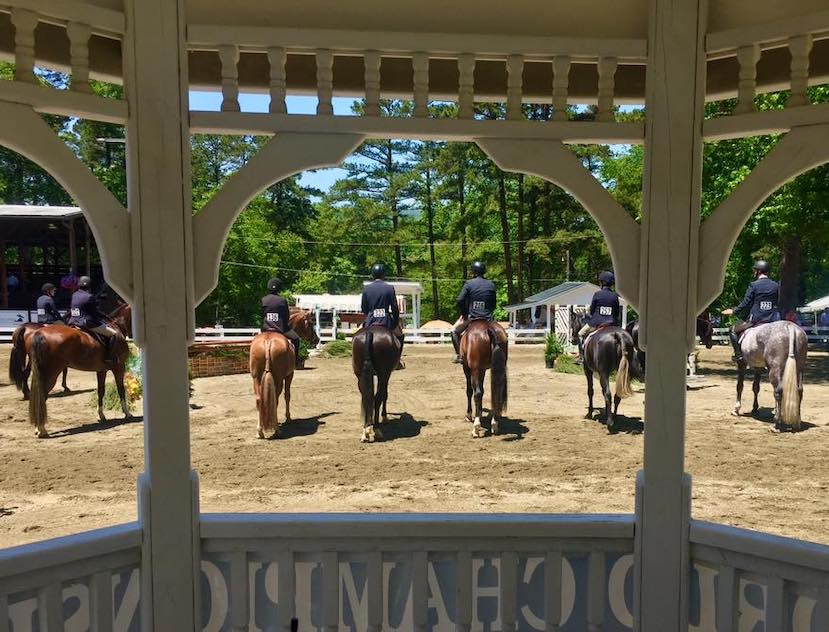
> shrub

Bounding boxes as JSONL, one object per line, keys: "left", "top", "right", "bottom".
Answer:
{"left": 298, "top": 339, "right": 311, "bottom": 362}
{"left": 553, "top": 354, "right": 583, "bottom": 374}
{"left": 335, "top": 331, "right": 346, "bottom": 341}
{"left": 544, "top": 333, "right": 564, "bottom": 361}
{"left": 320, "top": 339, "right": 352, "bottom": 358}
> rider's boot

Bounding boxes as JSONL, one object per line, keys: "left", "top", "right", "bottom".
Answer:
{"left": 451, "top": 331, "right": 462, "bottom": 364}
{"left": 106, "top": 335, "right": 118, "bottom": 369}
{"left": 575, "top": 337, "right": 585, "bottom": 364}
{"left": 729, "top": 330, "right": 744, "bottom": 363}
{"left": 291, "top": 338, "right": 302, "bottom": 368}
{"left": 394, "top": 333, "right": 406, "bottom": 370}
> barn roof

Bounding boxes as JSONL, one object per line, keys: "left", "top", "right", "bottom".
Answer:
{"left": 0, "top": 205, "right": 83, "bottom": 221}
{"left": 505, "top": 281, "right": 628, "bottom": 312}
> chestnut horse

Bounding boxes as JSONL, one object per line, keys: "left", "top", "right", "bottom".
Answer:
{"left": 351, "top": 326, "right": 401, "bottom": 443}
{"left": 27, "top": 302, "right": 132, "bottom": 438}
{"left": 460, "top": 320, "right": 508, "bottom": 438}
{"left": 9, "top": 323, "right": 69, "bottom": 399}
{"left": 249, "top": 309, "right": 319, "bottom": 439}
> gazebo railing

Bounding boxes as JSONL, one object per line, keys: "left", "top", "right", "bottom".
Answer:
{"left": 0, "top": 523, "right": 141, "bottom": 632}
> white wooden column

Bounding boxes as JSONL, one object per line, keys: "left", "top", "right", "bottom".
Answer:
{"left": 636, "top": 0, "right": 706, "bottom": 630}
{"left": 124, "top": 0, "right": 196, "bottom": 629}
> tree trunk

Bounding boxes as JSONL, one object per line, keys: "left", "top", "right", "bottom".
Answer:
{"left": 386, "top": 142, "right": 403, "bottom": 277}
{"left": 516, "top": 174, "right": 525, "bottom": 301}
{"left": 425, "top": 160, "right": 440, "bottom": 319}
{"left": 459, "top": 162, "right": 468, "bottom": 280}
{"left": 779, "top": 235, "right": 802, "bottom": 314}
{"left": 497, "top": 170, "right": 515, "bottom": 303}
{"left": 527, "top": 188, "right": 538, "bottom": 294}
{"left": 542, "top": 181, "right": 552, "bottom": 285}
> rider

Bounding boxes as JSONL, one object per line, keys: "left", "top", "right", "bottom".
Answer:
{"left": 577, "top": 271, "right": 621, "bottom": 363}
{"left": 721, "top": 260, "right": 780, "bottom": 363}
{"left": 361, "top": 263, "right": 405, "bottom": 369}
{"left": 260, "top": 277, "right": 302, "bottom": 367}
{"left": 36, "top": 283, "right": 64, "bottom": 325}
{"left": 451, "top": 261, "right": 497, "bottom": 363}
{"left": 67, "top": 276, "right": 122, "bottom": 367}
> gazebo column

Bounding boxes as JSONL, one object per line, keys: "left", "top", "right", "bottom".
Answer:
{"left": 636, "top": 0, "right": 706, "bottom": 630}
{"left": 125, "top": 0, "right": 196, "bottom": 630}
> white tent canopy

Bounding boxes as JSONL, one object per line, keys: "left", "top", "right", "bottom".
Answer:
{"left": 804, "top": 294, "right": 829, "bottom": 312}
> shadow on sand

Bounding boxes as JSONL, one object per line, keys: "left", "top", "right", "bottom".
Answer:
{"left": 586, "top": 412, "right": 644, "bottom": 434}
{"left": 48, "top": 414, "right": 144, "bottom": 438}
{"left": 734, "top": 406, "right": 816, "bottom": 432}
{"left": 277, "top": 411, "right": 337, "bottom": 439}
{"left": 374, "top": 412, "right": 428, "bottom": 442}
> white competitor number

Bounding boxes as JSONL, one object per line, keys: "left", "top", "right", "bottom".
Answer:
{"left": 71, "top": 308, "right": 81, "bottom": 317}
{"left": 472, "top": 301, "right": 485, "bottom": 310}
{"left": 266, "top": 313, "right": 279, "bottom": 322}
{"left": 599, "top": 306, "right": 613, "bottom": 316}
{"left": 37, "top": 308, "right": 45, "bottom": 315}
{"left": 373, "top": 308, "right": 386, "bottom": 317}
{"left": 760, "top": 301, "right": 772, "bottom": 311}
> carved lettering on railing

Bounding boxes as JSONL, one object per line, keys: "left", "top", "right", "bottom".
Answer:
{"left": 10, "top": 8, "right": 38, "bottom": 84}
{"left": 267, "top": 47, "right": 287, "bottom": 114}
{"left": 218, "top": 45, "right": 241, "bottom": 112}
{"left": 788, "top": 34, "right": 813, "bottom": 108}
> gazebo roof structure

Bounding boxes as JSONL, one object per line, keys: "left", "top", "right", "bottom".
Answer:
{"left": 0, "top": 1, "right": 828, "bottom": 630}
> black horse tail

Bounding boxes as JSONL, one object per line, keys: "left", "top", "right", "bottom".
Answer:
{"left": 9, "top": 326, "right": 28, "bottom": 391}
{"left": 28, "top": 332, "right": 49, "bottom": 429}
{"left": 489, "top": 328, "right": 508, "bottom": 416}
{"left": 359, "top": 330, "right": 375, "bottom": 421}
{"left": 614, "top": 331, "right": 634, "bottom": 399}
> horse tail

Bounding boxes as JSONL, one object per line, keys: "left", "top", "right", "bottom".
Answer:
{"left": 489, "top": 328, "right": 508, "bottom": 415}
{"left": 780, "top": 324, "right": 801, "bottom": 428}
{"left": 260, "top": 338, "right": 278, "bottom": 433}
{"left": 9, "top": 326, "right": 28, "bottom": 391}
{"left": 359, "top": 331, "right": 375, "bottom": 421}
{"left": 28, "top": 332, "right": 48, "bottom": 428}
{"left": 614, "top": 331, "right": 634, "bottom": 399}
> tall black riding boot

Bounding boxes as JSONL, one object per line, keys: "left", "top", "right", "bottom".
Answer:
{"left": 575, "top": 337, "right": 585, "bottom": 364}
{"left": 291, "top": 338, "right": 301, "bottom": 367}
{"left": 729, "top": 331, "right": 744, "bottom": 363}
{"left": 451, "top": 331, "right": 462, "bottom": 364}
{"left": 106, "top": 336, "right": 118, "bottom": 369}
{"left": 395, "top": 334, "right": 406, "bottom": 370}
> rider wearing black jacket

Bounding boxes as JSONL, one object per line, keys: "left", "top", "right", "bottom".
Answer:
{"left": 261, "top": 278, "right": 302, "bottom": 366}
{"left": 451, "top": 261, "right": 497, "bottom": 363}
{"left": 361, "top": 263, "right": 405, "bottom": 369}
{"left": 36, "top": 283, "right": 64, "bottom": 324}
{"left": 577, "top": 271, "right": 621, "bottom": 363}
{"left": 722, "top": 260, "right": 780, "bottom": 362}
{"left": 68, "top": 276, "right": 121, "bottom": 367}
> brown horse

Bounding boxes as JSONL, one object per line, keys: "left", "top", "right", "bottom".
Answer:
{"left": 27, "top": 302, "right": 133, "bottom": 438}
{"left": 9, "top": 323, "right": 69, "bottom": 399}
{"left": 351, "top": 326, "right": 401, "bottom": 443}
{"left": 249, "top": 309, "right": 320, "bottom": 439}
{"left": 459, "top": 320, "right": 508, "bottom": 438}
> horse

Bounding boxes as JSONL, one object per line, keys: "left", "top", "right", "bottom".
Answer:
{"left": 732, "top": 320, "right": 807, "bottom": 431}
{"left": 459, "top": 319, "right": 508, "bottom": 438}
{"left": 351, "top": 326, "right": 401, "bottom": 443}
{"left": 9, "top": 323, "right": 70, "bottom": 400}
{"left": 575, "top": 317, "right": 637, "bottom": 433}
{"left": 626, "top": 313, "right": 714, "bottom": 374}
{"left": 249, "top": 309, "right": 320, "bottom": 439}
{"left": 26, "top": 302, "right": 133, "bottom": 438}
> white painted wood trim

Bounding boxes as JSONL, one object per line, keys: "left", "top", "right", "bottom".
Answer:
{"left": 705, "top": 9, "right": 829, "bottom": 55}
{"left": 552, "top": 56, "right": 571, "bottom": 122}
{"left": 66, "top": 21, "right": 92, "bottom": 93}
{"left": 186, "top": 24, "right": 647, "bottom": 61}
{"left": 363, "top": 50, "right": 381, "bottom": 117}
{"left": 218, "top": 44, "right": 241, "bottom": 112}
{"left": 0, "top": 102, "right": 132, "bottom": 300}
{"left": 267, "top": 47, "right": 288, "bottom": 114}
{"left": 697, "top": 124, "right": 829, "bottom": 311}
{"left": 475, "top": 138, "right": 640, "bottom": 308}
{"left": 1, "top": 0, "right": 125, "bottom": 35}
{"left": 10, "top": 8, "right": 38, "bottom": 84}
{"left": 0, "top": 80, "right": 128, "bottom": 123}
{"left": 191, "top": 132, "right": 364, "bottom": 304}
{"left": 702, "top": 103, "right": 829, "bottom": 141}
{"left": 788, "top": 34, "right": 813, "bottom": 108}
{"left": 189, "top": 111, "right": 645, "bottom": 144}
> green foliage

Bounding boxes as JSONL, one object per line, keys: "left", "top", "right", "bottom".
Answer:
{"left": 544, "top": 333, "right": 564, "bottom": 361}
{"left": 553, "top": 354, "right": 583, "bottom": 374}
{"left": 320, "top": 340, "right": 352, "bottom": 358}
{"left": 298, "top": 339, "right": 311, "bottom": 362}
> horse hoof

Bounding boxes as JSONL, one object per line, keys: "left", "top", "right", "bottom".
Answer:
{"left": 465, "top": 415, "right": 473, "bottom": 423}
{"left": 22, "top": 395, "right": 29, "bottom": 402}
{"left": 731, "top": 410, "right": 740, "bottom": 417}
{"left": 472, "top": 422, "right": 484, "bottom": 438}
{"left": 491, "top": 420, "right": 499, "bottom": 435}
{"left": 37, "top": 430, "right": 48, "bottom": 439}
{"left": 381, "top": 415, "right": 389, "bottom": 424}
{"left": 285, "top": 416, "right": 291, "bottom": 423}
{"left": 63, "top": 387, "right": 71, "bottom": 393}
{"left": 269, "top": 431, "right": 279, "bottom": 440}
{"left": 257, "top": 430, "right": 265, "bottom": 439}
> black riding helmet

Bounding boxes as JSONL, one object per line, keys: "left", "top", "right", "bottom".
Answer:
{"left": 598, "top": 270, "right": 615, "bottom": 286}
{"left": 371, "top": 263, "right": 386, "bottom": 279}
{"left": 752, "top": 260, "right": 770, "bottom": 274}
{"left": 78, "top": 276, "right": 92, "bottom": 290}
{"left": 41, "top": 282, "right": 56, "bottom": 294}
{"left": 268, "top": 277, "right": 282, "bottom": 292}
{"left": 471, "top": 261, "right": 486, "bottom": 277}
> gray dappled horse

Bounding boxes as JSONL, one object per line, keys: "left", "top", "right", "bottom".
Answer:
{"left": 733, "top": 320, "right": 807, "bottom": 431}
{"left": 575, "top": 316, "right": 638, "bottom": 433}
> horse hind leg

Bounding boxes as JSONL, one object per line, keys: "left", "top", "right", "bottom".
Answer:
{"left": 751, "top": 369, "right": 762, "bottom": 416}
{"left": 114, "top": 367, "right": 132, "bottom": 420}
{"left": 284, "top": 373, "right": 293, "bottom": 423}
{"left": 472, "top": 370, "right": 486, "bottom": 438}
{"left": 769, "top": 366, "right": 784, "bottom": 431}
{"left": 464, "top": 364, "right": 473, "bottom": 422}
{"left": 61, "top": 368, "right": 70, "bottom": 393}
{"left": 599, "top": 372, "right": 615, "bottom": 432}
{"left": 584, "top": 366, "right": 594, "bottom": 419}
{"left": 97, "top": 371, "right": 108, "bottom": 423}
{"left": 733, "top": 364, "right": 746, "bottom": 416}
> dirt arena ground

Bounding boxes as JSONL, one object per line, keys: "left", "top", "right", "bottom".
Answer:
{"left": 1, "top": 343, "right": 828, "bottom": 548}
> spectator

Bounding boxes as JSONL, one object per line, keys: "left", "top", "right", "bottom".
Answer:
{"left": 819, "top": 308, "right": 829, "bottom": 329}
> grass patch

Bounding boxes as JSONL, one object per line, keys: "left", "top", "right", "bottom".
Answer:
{"left": 553, "top": 355, "right": 583, "bottom": 374}
{"left": 320, "top": 339, "right": 352, "bottom": 358}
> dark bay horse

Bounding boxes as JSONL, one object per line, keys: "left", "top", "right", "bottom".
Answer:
{"left": 9, "top": 323, "right": 69, "bottom": 399}
{"left": 352, "top": 326, "right": 401, "bottom": 443}
{"left": 249, "top": 309, "right": 319, "bottom": 439}
{"left": 733, "top": 320, "right": 807, "bottom": 431}
{"left": 460, "top": 320, "right": 508, "bottom": 438}
{"left": 27, "top": 302, "right": 132, "bottom": 438}
{"left": 626, "top": 313, "right": 714, "bottom": 374}
{"left": 578, "top": 321, "right": 637, "bottom": 433}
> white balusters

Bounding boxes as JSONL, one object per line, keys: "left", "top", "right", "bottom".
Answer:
{"left": 506, "top": 55, "right": 524, "bottom": 121}
{"left": 716, "top": 565, "right": 737, "bottom": 632}
{"left": 552, "top": 56, "right": 571, "bottom": 121}
{"left": 277, "top": 551, "right": 295, "bottom": 632}
{"left": 455, "top": 551, "right": 473, "bottom": 632}
{"left": 228, "top": 552, "right": 249, "bottom": 632}
{"left": 586, "top": 552, "right": 605, "bottom": 632}
{"left": 544, "top": 552, "right": 563, "bottom": 632}
{"left": 218, "top": 45, "right": 241, "bottom": 112}
{"left": 500, "top": 552, "right": 518, "bottom": 632}
{"left": 597, "top": 57, "right": 618, "bottom": 122}
{"left": 366, "top": 552, "right": 383, "bottom": 632}
{"left": 458, "top": 54, "right": 476, "bottom": 120}
{"left": 267, "top": 47, "right": 287, "bottom": 114}
{"left": 765, "top": 576, "right": 785, "bottom": 631}
{"left": 66, "top": 22, "right": 92, "bottom": 93}
{"left": 316, "top": 49, "right": 334, "bottom": 115}
{"left": 37, "top": 583, "right": 62, "bottom": 632}
{"left": 412, "top": 551, "right": 429, "bottom": 632}
{"left": 89, "top": 571, "right": 114, "bottom": 632}
{"left": 413, "top": 52, "right": 429, "bottom": 118}
{"left": 815, "top": 587, "right": 829, "bottom": 630}
{"left": 364, "top": 50, "right": 381, "bottom": 117}
{"left": 788, "top": 34, "right": 813, "bottom": 108}
{"left": 10, "top": 8, "right": 38, "bottom": 84}
{"left": 735, "top": 44, "right": 760, "bottom": 114}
